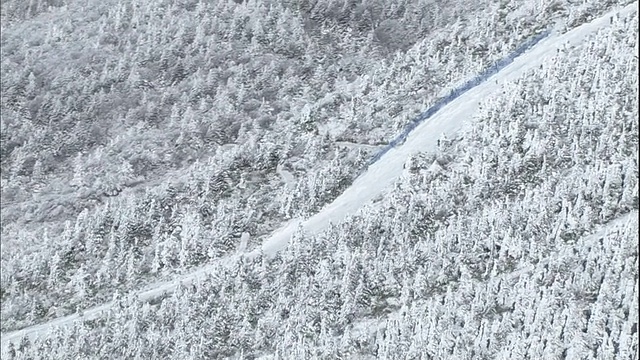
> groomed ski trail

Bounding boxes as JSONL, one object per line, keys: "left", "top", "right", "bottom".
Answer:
{"left": 259, "top": 1, "right": 638, "bottom": 256}
{"left": 1, "top": 2, "right": 637, "bottom": 350}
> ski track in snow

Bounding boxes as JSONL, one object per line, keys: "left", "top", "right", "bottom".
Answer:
{"left": 1, "top": 2, "right": 637, "bottom": 350}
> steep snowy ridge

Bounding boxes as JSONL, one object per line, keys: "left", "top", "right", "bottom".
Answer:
{"left": 1, "top": 1, "right": 637, "bottom": 350}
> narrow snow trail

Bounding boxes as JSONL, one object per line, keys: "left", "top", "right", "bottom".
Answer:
{"left": 1, "top": 2, "right": 636, "bottom": 350}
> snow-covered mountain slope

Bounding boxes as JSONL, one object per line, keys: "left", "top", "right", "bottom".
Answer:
{"left": 1, "top": 1, "right": 637, "bottom": 351}
{"left": 257, "top": 211, "right": 638, "bottom": 359}
{"left": 259, "top": 1, "right": 638, "bottom": 256}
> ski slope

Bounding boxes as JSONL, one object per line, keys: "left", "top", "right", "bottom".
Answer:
{"left": 1, "top": 2, "right": 637, "bottom": 350}
{"left": 260, "top": 1, "right": 638, "bottom": 256}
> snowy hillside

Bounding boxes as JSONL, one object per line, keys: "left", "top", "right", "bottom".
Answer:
{"left": 1, "top": 0, "right": 574, "bottom": 331}
{"left": 1, "top": 0, "right": 638, "bottom": 358}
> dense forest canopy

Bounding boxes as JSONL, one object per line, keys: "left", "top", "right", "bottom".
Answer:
{"left": 0, "top": 0, "right": 637, "bottom": 358}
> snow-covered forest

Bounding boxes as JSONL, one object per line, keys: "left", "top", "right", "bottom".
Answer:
{"left": 1, "top": 0, "right": 638, "bottom": 358}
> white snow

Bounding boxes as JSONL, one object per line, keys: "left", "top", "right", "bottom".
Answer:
{"left": 427, "top": 160, "right": 444, "bottom": 175}
{"left": 276, "top": 163, "right": 296, "bottom": 189}
{"left": 259, "top": 1, "right": 638, "bottom": 256}
{"left": 345, "top": 211, "right": 639, "bottom": 343}
{"left": 1, "top": 2, "right": 637, "bottom": 350}
{"left": 237, "top": 231, "right": 251, "bottom": 253}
